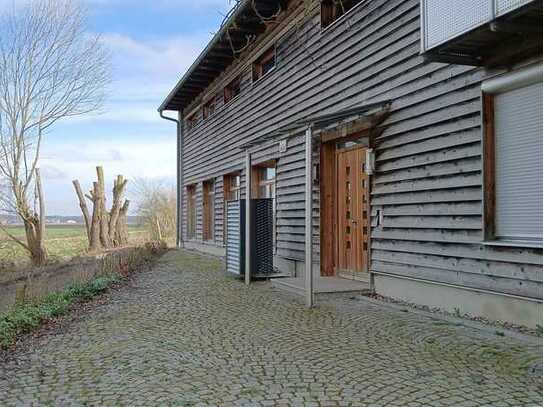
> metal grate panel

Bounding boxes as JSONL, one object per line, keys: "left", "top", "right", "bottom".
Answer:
{"left": 252, "top": 199, "right": 274, "bottom": 275}
{"left": 226, "top": 200, "right": 243, "bottom": 275}
{"left": 424, "top": 0, "right": 493, "bottom": 49}
{"left": 496, "top": 0, "right": 534, "bottom": 16}
{"left": 225, "top": 199, "right": 274, "bottom": 277}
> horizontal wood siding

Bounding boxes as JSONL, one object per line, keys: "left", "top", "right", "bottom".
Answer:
{"left": 178, "top": 0, "right": 543, "bottom": 299}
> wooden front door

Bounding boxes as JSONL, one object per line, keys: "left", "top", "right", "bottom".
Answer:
{"left": 336, "top": 147, "right": 370, "bottom": 279}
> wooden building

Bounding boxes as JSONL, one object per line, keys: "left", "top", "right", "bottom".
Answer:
{"left": 159, "top": 0, "right": 543, "bottom": 327}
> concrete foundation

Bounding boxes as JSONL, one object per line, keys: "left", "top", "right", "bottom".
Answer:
{"left": 375, "top": 273, "right": 543, "bottom": 329}
{"left": 183, "top": 241, "right": 226, "bottom": 258}
{"left": 274, "top": 256, "right": 297, "bottom": 277}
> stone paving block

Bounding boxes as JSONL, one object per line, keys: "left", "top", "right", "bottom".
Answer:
{"left": 0, "top": 250, "right": 542, "bottom": 406}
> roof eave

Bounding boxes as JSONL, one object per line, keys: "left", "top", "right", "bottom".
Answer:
{"left": 158, "top": 0, "right": 252, "bottom": 113}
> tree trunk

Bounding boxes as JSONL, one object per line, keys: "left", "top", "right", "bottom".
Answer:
{"left": 155, "top": 216, "right": 163, "bottom": 241}
{"left": 96, "top": 166, "right": 112, "bottom": 248}
{"left": 109, "top": 175, "right": 128, "bottom": 246}
{"left": 23, "top": 216, "right": 48, "bottom": 266}
{"left": 35, "top": 169, "right": 46, "bottom": 245}
{"left": 87, "top": 182, "right": 102, "bottom": 253}
{"left": 115, "top": 200, "right": 130, "bottom": 246}
{"left": 73, "top": 179, "right": 91, "bottom": 241}
{"left": 20, "top": 168, "right": 48, "bottom": 267}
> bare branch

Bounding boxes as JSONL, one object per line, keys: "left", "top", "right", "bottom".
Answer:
{"left": 0, "top": 0, "right": 110, "bottom": 265}
{"left": 0, "top": 221, "right": 30, "bottom": 251}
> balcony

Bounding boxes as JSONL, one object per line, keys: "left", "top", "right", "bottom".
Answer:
{"left": 421, "top": 0, "right": 543, "bottom": 66}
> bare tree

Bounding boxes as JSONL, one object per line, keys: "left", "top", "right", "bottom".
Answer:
{"left": 132, "top": 178, "right": 176, "bottom": 243}
{"left": 73, "top": 167, "right": 130, "bottom": 253}
{"left": 0, "top": 0, "right": 110, "bottom": 266}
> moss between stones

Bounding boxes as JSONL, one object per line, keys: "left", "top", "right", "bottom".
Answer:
{"left": 0, "top": 274, "right": 120, "bottom": 349}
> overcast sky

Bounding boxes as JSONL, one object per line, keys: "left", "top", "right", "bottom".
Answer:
{"left": 32, "top": 0, "right": 234, "bottom": 215}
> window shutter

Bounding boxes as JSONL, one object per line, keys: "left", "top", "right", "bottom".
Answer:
{"left": 494, "top": 81, "right": 543, "bottom": 241}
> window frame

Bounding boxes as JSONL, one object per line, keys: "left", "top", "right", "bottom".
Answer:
{"left": 482, "top": 93, "right": 496, "bottom": 242}
{"left": 202, "top": 179, "right": 215, "bottom": 242}
{"left": 252, "top": 162, "right": 277, "bottom": 253}
{"left": 202, "top": 98, "right": 216, "bottom": 120}
{"left": 224, "top": 172, "right": 242, "bottom": 202}
{"left": 481, "top": 65, "right": 543, "bottom": 248}
{"left": 320, "top": 0, "right": 365, "bottom": 31}
{"left": 186, "top": 184, "right": 197, "bottom": 240}
{"left": 223, "top": 172, "right": 242, "bottom": 245}
{"left": 186, "top": 111, "right": 198, "bottom": 131}
{"left": 252, "top": 45, "right": 276, "bottom": 83}
{"left": 224, "top": 75, "right": 242, "bottom": 105}
{"left": 256, "top": 167, "right": 276, "bottom": 199}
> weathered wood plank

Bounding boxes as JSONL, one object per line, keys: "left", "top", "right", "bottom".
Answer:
{"left": 372, "top": 173, "right": 481, "bottom": 195}
{"left": 371, "top": 261, "right": 543, "bottom": 300}
{"left": 371, "top": 187, "right": 482, "bottom": 205}
{"left": 380, "top": 215, "right": 482, "bottom": 230}
{"left": 374, "top": 157, "right": 481, "bottom": 184}
{"left": 371, "top": 202, "right": 482, "bottom": 216}
{"left": 371, "top": 228, "right": 483, "bottom": 244}
{"left": 371, "top": 240, "right": 543, "bottom": 266}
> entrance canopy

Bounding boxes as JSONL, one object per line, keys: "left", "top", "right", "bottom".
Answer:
{"left": 240, "top": 100, "right": 391, "bottom": 307}
{"left": 240, "top": 100, "right": 391, "bottom": 151}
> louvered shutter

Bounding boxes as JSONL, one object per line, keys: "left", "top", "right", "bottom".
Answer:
{"left": 494, "top": 81, "right": 543, "bottom": 241}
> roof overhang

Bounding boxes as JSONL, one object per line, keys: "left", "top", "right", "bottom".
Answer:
{"left": 159, "top": 0, "right": 287, "bottom": 112}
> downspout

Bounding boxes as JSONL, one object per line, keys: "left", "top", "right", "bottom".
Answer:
{"left": 159, "top": 109, "right": 184, "bottom": 249}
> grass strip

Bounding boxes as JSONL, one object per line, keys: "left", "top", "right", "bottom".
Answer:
{"left": 0, "top": 274, "right": 120, "bottom": 349}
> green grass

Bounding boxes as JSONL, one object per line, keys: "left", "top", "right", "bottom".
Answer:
{"left": 0, "top": 225, "right": 148, "bottom": 264}
{"left": 0, "top": 274, "right": 120, "bottom": 349}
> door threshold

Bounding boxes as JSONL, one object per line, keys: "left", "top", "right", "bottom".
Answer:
{"left": 337, "top": 271, "right": 371, "bottom": 284}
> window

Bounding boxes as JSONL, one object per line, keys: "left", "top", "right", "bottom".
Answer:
{"left": 203, "top": 98, "right": 216, "bottom": 120}
{"left": 186, "top": 185, "right": 197, "bottom": 239}
{"left": 252, "top": 163, "right": 277, "bottom": 252}
{"left": 203, "top": 180, "right": 215, "bottom": 241}
{"left": 321, "top": 0, "right": 363, "bottom": 29}
{"left": 186, "top": 111, "right": 198, "bottom": 130}
{"left": 483, "top": 70, "right": 543, "bottom": 244}
{"left": 223, "top": 172, "right": 241, "bottom": 245}
{"left": 224, "top": 172, "right": 241, "bottom": 201}
{"left": 224, "top": 75, "right": 241, "bottom": 104}
{"left": 255, "top": 167, "right": 276, "bottom": 199}
{"left": 252, "top": 46, "right": 276, "bottom": 82}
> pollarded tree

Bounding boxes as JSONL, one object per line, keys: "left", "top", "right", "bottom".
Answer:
{"left": 0, "top": 0, "right": 110, "bottom": 266}
{"left": 73, "top": 167, "right": 130, "bottom": 253}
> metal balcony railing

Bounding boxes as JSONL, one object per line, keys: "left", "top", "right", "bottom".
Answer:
{"left": 420, "top": 0, "right": 542, "bottom": 65}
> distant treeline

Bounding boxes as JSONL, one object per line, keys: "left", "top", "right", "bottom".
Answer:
{"left": 0, "top": 215, "right": 142, "bottom": 226}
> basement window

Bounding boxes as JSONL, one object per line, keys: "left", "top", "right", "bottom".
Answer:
{"left": 321, "top": 0, "right": 363, "bottom": 29}
{"left": 482, "top": 67, "right": 543, "bottom": 246}
{"left": 224, "top": 75, "right": 242, "bottom": 104}
{"left": 203, "top": 98, "right": 216, "bottom": 120}
{"left": 252, "top": 46, "right": 276, "bottom": 82}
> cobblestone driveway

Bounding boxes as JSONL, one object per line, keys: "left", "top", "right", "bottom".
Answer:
{"left": 1, "top": 250, "right": 543, "bottom": 406}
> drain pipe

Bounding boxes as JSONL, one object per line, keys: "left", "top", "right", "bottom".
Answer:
{"left": 159, "top": 109, "right": 184, "bottom": 248}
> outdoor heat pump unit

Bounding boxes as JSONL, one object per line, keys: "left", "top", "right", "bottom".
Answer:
{"left": 225, "top": 199, "right": 274, "bottom": 278}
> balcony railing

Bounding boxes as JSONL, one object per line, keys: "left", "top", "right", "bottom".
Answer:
{"left": 421, "top": 0, "right": 543, "bottom": 65}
